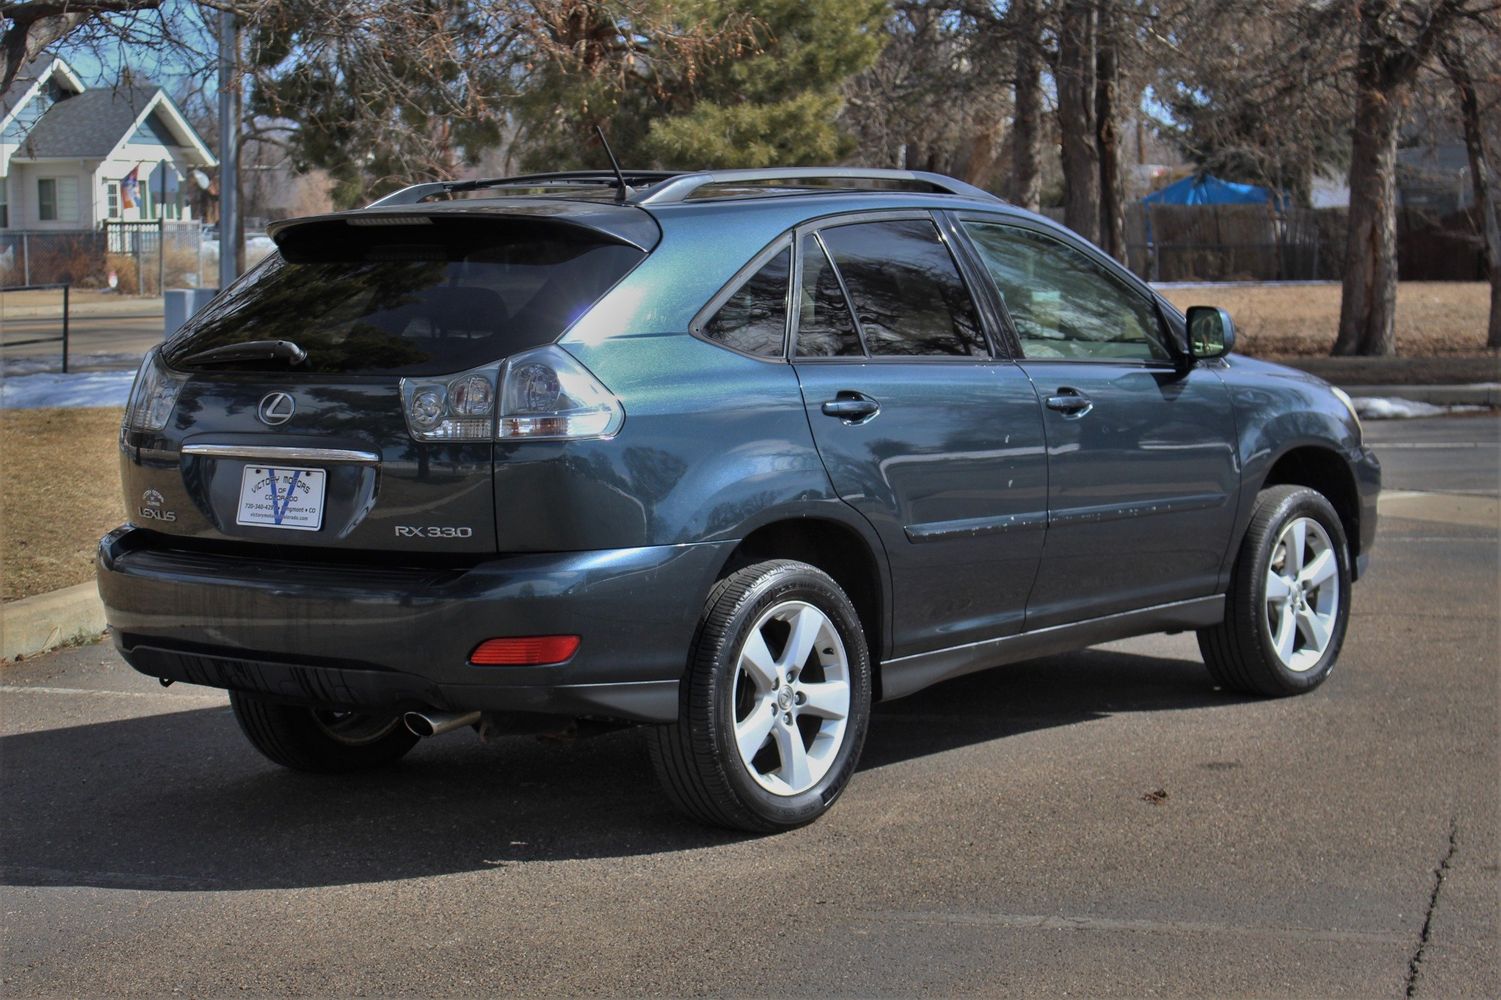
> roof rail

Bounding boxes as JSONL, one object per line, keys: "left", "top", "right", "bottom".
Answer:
{"left": 631, "top": 168, "right": 1000, "bottom": 205}
{"left": 364, "top": 168, "right": 1001, "bottom": 209}
{"left": 366, "top": 170, "right": 686, "bottom": 208}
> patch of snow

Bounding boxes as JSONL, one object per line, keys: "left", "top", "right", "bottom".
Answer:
{"left": 1352, "top": 397, "right": 1488, "bottom": 420}
{"left": 1, "top": 370, "right": 136, "bottom": 409}
{"left": 2, "top": 352, "right": 143, "bottom": 376}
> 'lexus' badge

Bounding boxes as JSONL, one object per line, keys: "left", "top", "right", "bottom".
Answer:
{"left": 258, "top": 392, "right": 296, "bottom": 426}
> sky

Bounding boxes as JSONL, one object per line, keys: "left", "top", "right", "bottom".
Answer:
{"left": 52, "top": 0, "right": 223, "bottom": 114}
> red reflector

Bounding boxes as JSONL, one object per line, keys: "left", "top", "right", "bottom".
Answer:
{"left": 469, "top": 635, "right": 580, "bottom": 666}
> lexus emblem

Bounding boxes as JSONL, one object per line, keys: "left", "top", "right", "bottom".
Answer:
{"left": 257, "top": 392, "right": 296, "bottom": 426}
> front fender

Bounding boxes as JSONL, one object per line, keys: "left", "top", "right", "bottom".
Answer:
{"left": 1218, "top": 357, "right": 1374, "bottom": 582}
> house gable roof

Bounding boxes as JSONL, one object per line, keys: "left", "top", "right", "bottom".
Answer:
{"left": 1, "top": 55, "right": 86, "bottom": 132}
{"left": 14, "top": 84, "right": 216, "bottom": 166}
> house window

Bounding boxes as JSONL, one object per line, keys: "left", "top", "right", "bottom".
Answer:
{"left": 0, "top": 177, "right": 8, "bottom": 228}
{"left": 107, "top": 181, "right": 120, "bottom": 219}
{"left": 37, "top": 177, "right": 78, "bottom": 222}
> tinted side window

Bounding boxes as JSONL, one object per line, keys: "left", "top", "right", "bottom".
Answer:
{"left": 794, "top": 233, "right": 863, "bottom": 357}
{"left": 703, "top": 247, "right": 790, "bottom": 357}
{"left": 963, "top": 222, "right": 1171, "bottom": 362}
{"left": 819, "top": 220, "right": 985, "bottom": 357}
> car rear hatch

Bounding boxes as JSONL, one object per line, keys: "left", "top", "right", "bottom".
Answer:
{"left": 119, "top": 205, "right": 656, "bottom": 557}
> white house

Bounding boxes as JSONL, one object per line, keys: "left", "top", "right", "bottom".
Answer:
{"left": 1, "top": 56, "right": 216, "bottom": 231}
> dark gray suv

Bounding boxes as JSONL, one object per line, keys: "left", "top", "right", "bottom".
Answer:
{"left": 98, "top": 168, "right": 1379, "bottom": 832}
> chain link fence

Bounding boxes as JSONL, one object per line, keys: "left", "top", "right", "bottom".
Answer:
{"left": 1, "top": 221, "right": 207, "bottom": 294}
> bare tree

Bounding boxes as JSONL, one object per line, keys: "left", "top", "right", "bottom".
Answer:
{"left": 1050, "top": 0, "right": 1144, "bottom": 258}
{"left": 1438, "top": 21, "right": 1501, "bottom": 348}
{"left": 1009, "top": 0, "right": 1043, "bottom": 210}
{"left": 1333, "top": 0, "right": 1492, "bottom": 356}
{"left": 1056, "top": 0, "right": 1099, "bottom": 241}
{"left": 1, "top": 1, "right": 241, "bottom": 96}
{"left": 1147, "top": 1, "right": 1354, "bottom": 204}
{"left": 1094, "top": 0, "right": 1123, "bottom": 259}
{"left": 843, "top": 2, "right": 1014, "bottom": 186}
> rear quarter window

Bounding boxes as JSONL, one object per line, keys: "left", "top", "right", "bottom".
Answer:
{"left": 164, "top": 218, "right": 645, "bottom": 376}
{"left": 701, "top": 247, "right": 790, "bottom": 358}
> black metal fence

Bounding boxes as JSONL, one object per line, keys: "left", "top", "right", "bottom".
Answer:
{"left": 0, "top": 282, "right": 72, "bottom": 371}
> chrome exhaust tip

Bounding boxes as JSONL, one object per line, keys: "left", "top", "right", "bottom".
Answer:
{"left": 403, "top": 709, "right": 481, "bottom": 738}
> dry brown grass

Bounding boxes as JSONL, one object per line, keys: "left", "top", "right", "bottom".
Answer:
{"left": 1, "top": 408, "right": 125, "bottom": 602}
{"left": 1158, "top": 281, "right": 1493, "bottom": 357}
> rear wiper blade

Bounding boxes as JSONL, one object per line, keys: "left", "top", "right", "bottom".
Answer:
{"left": 178, "top": 340, "right": 308, "bottom": 367}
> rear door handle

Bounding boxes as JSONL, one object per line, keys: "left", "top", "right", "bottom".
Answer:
{"left": 821, "top": 392, "right": 881, "bottom": 423}
{"left": 1045, "top": 388, "right": 1093, "bottom": 417}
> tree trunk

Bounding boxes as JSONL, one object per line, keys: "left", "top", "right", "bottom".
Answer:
{"left": 957, "top": 118, "right": 1005, "bottom": 189}
{"left": 1335, "top": 0, "right": 1464, "bottom": 356}
{"left": 1333, "top": 76, "right": 1403, "bottom": 355}
{"left": 1095, "top": 1, "right": 1125, "bottom": 262}
{"left": 1443, "top": 43, "right": 1501, "bottom": 349}
{"left": 1057, "top": 0, "right": 1099, "bottom": 243}
{"left": 1010, "top": 0, "right": 1042, "bottom": 212}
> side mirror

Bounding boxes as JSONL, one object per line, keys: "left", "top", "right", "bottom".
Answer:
{"left": 1186, "top": 305, "right": 1235, "bottom": 359}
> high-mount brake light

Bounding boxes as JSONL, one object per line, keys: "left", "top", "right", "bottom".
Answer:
{"left": 345, "top": 215, "right": 433, "bottom": 226}
{"left": 469, "top": 636, "right": 581, "bottom": 666}
{"left": 123, "top": 349, "right": 186, "bottom": 433}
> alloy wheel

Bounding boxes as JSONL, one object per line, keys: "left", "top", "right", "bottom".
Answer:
{"left": 730, "top": 600, "right": 852, "bottom": 796}
{"left": 1263, "top": 516, "right": 1341, "bottom": 672}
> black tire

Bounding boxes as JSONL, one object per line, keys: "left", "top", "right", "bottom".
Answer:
{"left": 1198, "top": 484, "right": 1352, "bottom": 696}
{"left": 229, "top": 690, "right": 419, "bottom": 772}
{"left": 649, "top": 560, "right": 873, "bottom": 833}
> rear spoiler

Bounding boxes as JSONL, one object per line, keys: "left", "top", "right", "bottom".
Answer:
{"left": 266, "top": 201, "right": 661, "bottom": 253}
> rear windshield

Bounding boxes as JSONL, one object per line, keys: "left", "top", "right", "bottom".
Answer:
{"left": 164, "top": 218, "right": 645, "bottom": 375}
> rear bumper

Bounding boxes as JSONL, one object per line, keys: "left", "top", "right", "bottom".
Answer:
{"left": 97, "top": 527, "right": 734, "bottom": 722}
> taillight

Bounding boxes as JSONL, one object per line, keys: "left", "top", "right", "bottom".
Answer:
{"left": 399, "top": 347, "right": 623, "bottom": 444}
{"left": 400, "top": 362, "right": 499, "bottom": 441}
{"left": 469, "top": 635, "right": 581, "bottom": 666}
{"left": 123, "top": 349, "right": 186, "bottom": 433}
{"left": 498, "top": 346, "right": 623, "bottom": 441}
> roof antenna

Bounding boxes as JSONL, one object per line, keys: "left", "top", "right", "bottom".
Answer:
{"left": 594, "top": 124, "right": 631, "bottom": 204}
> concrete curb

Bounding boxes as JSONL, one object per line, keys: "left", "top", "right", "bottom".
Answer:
{"left": 1340, "top": 383, "right": 1500, "bottom": 406}
{"left": 1, "top": 582, "right": 106, "bottom": 662}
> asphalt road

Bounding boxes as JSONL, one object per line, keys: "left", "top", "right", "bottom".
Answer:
{"left": 0, "top": 312, "right": 163, "bottom": 368}
{"left": 2, "top": 416, "right": 1496, "bottom": 998}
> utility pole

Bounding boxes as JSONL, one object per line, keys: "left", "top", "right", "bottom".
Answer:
{"left": 217, "top": 10, "right": 240, "bottom": 292}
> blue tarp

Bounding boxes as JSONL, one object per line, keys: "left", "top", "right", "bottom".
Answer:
{"left": 1142, "top": 173, "right": 1275, "bottom": 206}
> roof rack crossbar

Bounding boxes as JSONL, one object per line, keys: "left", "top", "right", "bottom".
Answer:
{"left": 367, "top": 170, "right": 687, "bottom": 208}
{"left": 631, "top": 168, "right": 1000, "bottom": 205}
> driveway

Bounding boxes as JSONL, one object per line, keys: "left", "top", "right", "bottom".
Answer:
{"left": 2, "top": 415, "right": 1496, "bottom": 997}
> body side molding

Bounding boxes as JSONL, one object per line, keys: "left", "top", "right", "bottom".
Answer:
{"left": 879, "top": 595, "right": 1226, "bottom": 701}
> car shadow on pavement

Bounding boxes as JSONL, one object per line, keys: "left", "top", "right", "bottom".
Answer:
{"left": 1, "top": 648, "right": 1245, "bottom": 892}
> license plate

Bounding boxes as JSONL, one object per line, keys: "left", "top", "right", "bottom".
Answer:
{"left": 236, "top": 466, "right": 326, "bottom": 531}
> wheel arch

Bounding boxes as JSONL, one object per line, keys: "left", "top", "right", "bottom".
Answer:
{"left": 717, "top": 515, "right": 891, "bottom": 698}
{"left": 1256, "top": 444, "right": 1363, "bottom": 569}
